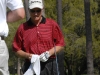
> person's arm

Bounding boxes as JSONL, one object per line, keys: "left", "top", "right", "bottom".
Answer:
{"left": 48, "top": 46, "right": 64, "bottom": 56}
{"left": 15, "top": 50, "right": 32, "bottom": 60}
{"left": 7, "top": 8, "right": 25, "bottom": 22}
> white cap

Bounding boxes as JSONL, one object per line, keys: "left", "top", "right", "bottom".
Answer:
{"left": 29, "top": 0, "right": 43, "bottom": 9}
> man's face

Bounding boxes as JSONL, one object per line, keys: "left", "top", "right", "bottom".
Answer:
{"left": 29, "top": 8, "right": 42, "bottom": 21}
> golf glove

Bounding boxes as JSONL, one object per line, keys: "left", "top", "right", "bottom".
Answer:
{"left": 40, "top": 51, "right": 50, "bottom": 62}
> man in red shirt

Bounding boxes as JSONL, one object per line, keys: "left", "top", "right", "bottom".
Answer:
{"left": 12, "top": 0, "right": 65, "bottom": 75}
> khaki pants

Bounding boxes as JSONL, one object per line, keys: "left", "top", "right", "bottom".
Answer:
{"left": 0, "top": 39, "right": 9, "bottom": 75}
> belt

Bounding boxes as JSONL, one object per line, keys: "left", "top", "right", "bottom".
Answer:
{"left": 0, "top": 36, "right": 4, "bottom": 40}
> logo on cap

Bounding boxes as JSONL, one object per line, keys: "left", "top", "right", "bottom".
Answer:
{"left": 30, "top": 1, "right": 41, "bottom": 4}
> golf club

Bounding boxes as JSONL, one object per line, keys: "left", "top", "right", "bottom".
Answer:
{"left": 54, "top": 42, "right": 60, "bottom": 75}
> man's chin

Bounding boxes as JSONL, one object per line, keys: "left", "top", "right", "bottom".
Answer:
{"left": 34, "top": 17, "right": 40, "bottom": 20}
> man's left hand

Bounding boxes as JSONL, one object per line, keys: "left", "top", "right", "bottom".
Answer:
{"left": 39, "top": 51, "right": 50, "bottom": 62}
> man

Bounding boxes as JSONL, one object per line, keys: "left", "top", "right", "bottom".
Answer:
{"left": 0, "top": 0, "right": 25, "bottom": 75}
{"left": 12, "top": 0, "right": 65, "bottom": 75}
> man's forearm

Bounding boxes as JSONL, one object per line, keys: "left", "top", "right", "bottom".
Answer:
{"left": 49, "top": 46, "right": 64, "bottom": 56}
{"left": 16, "top": 50, "right": 31, "bottom": 60}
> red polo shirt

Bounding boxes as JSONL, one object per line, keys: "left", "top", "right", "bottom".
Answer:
{"left": 12, "top": 17, "right": 65, "bottom": 55}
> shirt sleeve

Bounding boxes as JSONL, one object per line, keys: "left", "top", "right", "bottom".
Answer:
{"left": 52, "top": 20, "right": 65, "bottom": 47}
{"left": 7, "top": 0, "right": 24, "bottom": 10}
{"left": 12, "top": 24, "right": 23, "bottom": 52}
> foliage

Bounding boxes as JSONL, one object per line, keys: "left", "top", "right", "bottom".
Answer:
{"left": 62, "top": 0, "right": 100, "bottom": 74}
{"left": 44, "top": 0, "right": 57, "bottom": 20}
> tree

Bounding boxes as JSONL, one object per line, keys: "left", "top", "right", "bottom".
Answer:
{"left": 17, "top": 58, "right": 21, "bottom": 75}
{"left": 24, "top": 0, "right": 30, "bottom": 21}
{"left": 84, "top": 0, "right": 94, "bottom": 75}
{"left": 56, "top": 0, "right": 65, "bottom": 75}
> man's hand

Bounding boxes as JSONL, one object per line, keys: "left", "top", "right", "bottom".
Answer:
{"left": 40, "top": 51, "right": 50, "bottom": 62}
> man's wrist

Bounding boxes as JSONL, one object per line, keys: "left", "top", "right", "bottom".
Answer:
{"left": 25, "top": 53, "right": 30, "bottom": 59}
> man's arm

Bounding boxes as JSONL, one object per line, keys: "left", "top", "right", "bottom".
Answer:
{"left": 7, "top": 8, "right": 25, "bottom": 22}
{"left": 49, "top": 46, "right": 64, "bottom": 56}
{"left": 16, "top": 50, "right": 32, "bottom": 60}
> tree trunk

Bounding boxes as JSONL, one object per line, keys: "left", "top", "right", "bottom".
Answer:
{"left": 42, "top": 0, "right": 45, "bottom": 17}
{"left": 84, "top": 0, "right": 94, "bottom": 75}
{"left": 56, "top": 0, "right": 65, "bottom": 75}
{"left": 24, "top": 0, "right": 30, "bottom": 21}
{"left": 17, "top": 58, "right": 21, "bottom": 75}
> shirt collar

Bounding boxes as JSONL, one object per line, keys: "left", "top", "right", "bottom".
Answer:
{"left": 27, "top": 16, "right": 46, "bottom": 26}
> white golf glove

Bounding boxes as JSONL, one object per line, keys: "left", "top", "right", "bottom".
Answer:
{"left": 40, "top": 51, "right": 50, "bottom": 62}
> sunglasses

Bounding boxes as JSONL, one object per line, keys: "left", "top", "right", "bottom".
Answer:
{"left": 30, "top": 9, "right": 41, "bottom": 13}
